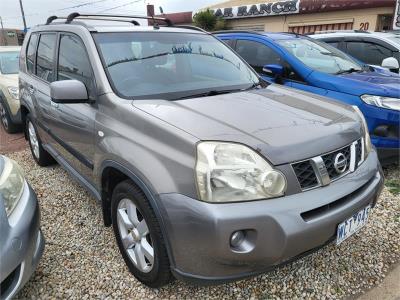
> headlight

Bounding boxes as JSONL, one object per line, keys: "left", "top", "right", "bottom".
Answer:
{"left": 352, "top": 106, "right": 372, "bottom": 159}
{"left": 7, "top": 86, "right": 19, "bottom": 100}
{"left": 0, "top": 157, "right": 25, "bottom": 216}
{"left": 195, "top": 142, "right": 287, "bottom": 202}
{"left": 361, "top": 94, "right": 400, "bottom": 111}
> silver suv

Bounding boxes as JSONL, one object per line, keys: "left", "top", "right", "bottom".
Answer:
{"left": 19, "top": 13, "right": 383, "bottom": 287}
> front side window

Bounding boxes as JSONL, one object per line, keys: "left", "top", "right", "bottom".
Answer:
{"left": 235, "top": 39, "right": 283, "bottom": 74}
{"left": 278, "top": 38, "right": 363, "bottom": 74}
{"left": 346, "top": 41, "right": 393, "bottom": 65}
{"left": 58, "top": 34, "right": 95, "bottom": 95}
{"left": 36, "top": 33, "right": 56, "bottom": 82}
{"left": 0, "top": 51, "right": 19, "bottom": 74}
{"left": 26, "top": 33, "right": 38, "bottom": 74}
{"left": 93, "top": 32, "right": 259, "bottom": 100}
{"left": 235, "top": 39, "right": 303, "bottom": 82}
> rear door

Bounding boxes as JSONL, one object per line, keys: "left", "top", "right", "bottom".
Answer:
{"left": 24, "top": 32, "right": 58, "bottom": 144}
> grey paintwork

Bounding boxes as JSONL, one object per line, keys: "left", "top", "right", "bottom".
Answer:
{"left": 18, "top": 23, "right": 382, "bottom": 283}
{"left": 0, "top": 157, "right": 45, "bottom": 299}
{"left": 50, "top": 80, "right": 88, "bottom": 102}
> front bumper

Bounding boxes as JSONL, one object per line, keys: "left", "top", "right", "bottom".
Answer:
{"left": 0, "top": 183, "right": 45, "bottom": 299}
{"left": 158, "top": 150, "right": 383, "bottom": 284}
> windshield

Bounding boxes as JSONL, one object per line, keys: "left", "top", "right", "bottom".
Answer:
{"left": 278, "top": 38, "right": 363, "bottom": 74}
{"left": 0, "top": 51, "right": 19, "bottom": 75}
{"left": 93, "top": 32, "right": 260, "bottom": 100}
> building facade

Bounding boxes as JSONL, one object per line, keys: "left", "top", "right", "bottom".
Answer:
{"left": 0, "top": 29, "right": 25, "bottom": 46}
{"left": 199, "top": 0, "right": 397, "bottom": 33}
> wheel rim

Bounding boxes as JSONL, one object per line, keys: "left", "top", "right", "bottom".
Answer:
{"left": 28, "top": 121, "right": 40, "bottom": 159}
{"left": 0, "top": 102, "right": 8, "bottom": 130}
{"left": 117, "top": 198, "right": 154, "bottom": 273}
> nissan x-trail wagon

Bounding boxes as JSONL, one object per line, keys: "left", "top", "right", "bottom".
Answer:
{"left": 19, "top": 13, "right": 383, "bottom": 287}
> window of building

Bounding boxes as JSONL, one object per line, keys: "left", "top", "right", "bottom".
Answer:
{"left": 57, "top": 34, "right": 95, "bottom": 95}
{"left": 346, "top": 41, "right": 393, "bottom": 65}
{"left": 26, "top": 33, "right": 38, "bottom": 74}
{"left": 36, "top": 33, "right": 56, "bottom": 82}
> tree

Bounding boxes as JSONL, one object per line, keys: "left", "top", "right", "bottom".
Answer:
{"left": 193, "top": 9, "right": 226, "bottom": 31}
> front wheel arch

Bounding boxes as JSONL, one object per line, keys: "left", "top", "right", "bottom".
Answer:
{"left": 99, "top": 161, "right": 176, "bottom": 268}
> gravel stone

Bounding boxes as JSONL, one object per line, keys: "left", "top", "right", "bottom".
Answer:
{"left": 9, "top": 149, "right": 399, "bottom": 299}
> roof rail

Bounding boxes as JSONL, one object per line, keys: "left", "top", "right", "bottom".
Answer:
{"left": 62, "top": 12, "right": 173, "bottom": 26}
{"left": 174, "top": 25, "right": 208, "bottom": 33}
{"left": 212, "top": 30, "right": 264, "bottom": 35}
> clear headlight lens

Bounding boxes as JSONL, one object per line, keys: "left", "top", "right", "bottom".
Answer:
{"left": 0, "top": 157, "right": 25, "bottom": 216}
{"left": 352, "top": 106, "right": 372, "bottom": 159}
{"left": 7, "top": 86, "right": 19, "bottom": 100}
{"left": 361, "top": 94, "right": 400, "bottom": 111}
{"left": 195, "top": 142, "right": 287, "bottom": 202}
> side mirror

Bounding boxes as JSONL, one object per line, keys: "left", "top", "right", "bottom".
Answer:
{"left": 381, "top": 57, "right": 399, "bottom": 72}
{"left": 262, "top": 64, "right": 285, "bottom": 84}
{"left": 262, "top": 64, "right": 284, "bottom": 76}
{"left": 50, "top": 80, "right": 89, "bottom": 104}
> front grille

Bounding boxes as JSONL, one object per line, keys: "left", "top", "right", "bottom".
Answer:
{"left": 292, "top": 139, "right": 364, "bottom": 191}
{"left": 292, "top": 160, "right": 319, "bottom": 190}
{"left": 322, "top": 145, "right": 351, "bottom": 180}
{"left": 355, "top": 139, "right": 363, "bottom": 166}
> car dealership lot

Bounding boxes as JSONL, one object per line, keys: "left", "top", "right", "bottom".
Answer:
{"left": 7, "top": 149, "right": 398, "bottom": 299}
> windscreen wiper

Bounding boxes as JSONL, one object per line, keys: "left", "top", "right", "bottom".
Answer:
{"left": 175, "top": 89, "right": 242, "bottom": 100}
{"left": 336, "top": 68, "right": 363, "bottom": 75}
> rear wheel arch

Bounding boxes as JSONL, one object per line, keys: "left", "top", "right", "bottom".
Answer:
{"left": 20, "top": 105, "right": 30, "bottom": 139}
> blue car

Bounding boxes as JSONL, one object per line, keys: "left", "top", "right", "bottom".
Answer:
{"left": 215, "top": 31, "right": 399, "bottom": 164}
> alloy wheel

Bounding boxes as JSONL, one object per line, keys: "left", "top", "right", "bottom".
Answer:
{"left": 117, "top": 198, "right": 154, "bottom": 273}
{"left": 28, "top": 121, "right": 40, "bottom": 159}
{"left": 0, "top": 102, "right": 8, "bottom": 130}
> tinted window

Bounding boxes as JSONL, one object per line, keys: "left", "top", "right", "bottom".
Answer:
{"left": 36, "top": 34, "right": 56, "bottom": 82}
{"left": 94, "top": 32, "right": 259, "bottom": 100}
{"left": 326, "top": 41, "right": 339, "bottom": 48}
{"left": 26, "top": 33, "right": 38, "bottom": 74}
{"left": 58, "top": 34, "right": 94, "bottom": 94}
{"left": 346, "top": 41, "right": 393, "bottom": 65}
{"left": 235, "top": 39, "right": 303, "bottom": 81}
{"left": 235, "top": 39, "right": 283, "bottom": 73}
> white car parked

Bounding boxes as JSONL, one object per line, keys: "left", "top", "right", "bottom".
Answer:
{"left": 312, "top": 30, "right": 400, "bottom": 73}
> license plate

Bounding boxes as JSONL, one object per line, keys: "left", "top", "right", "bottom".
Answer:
{"left": 336, "top": 205, "right": 371, "bottom": 245}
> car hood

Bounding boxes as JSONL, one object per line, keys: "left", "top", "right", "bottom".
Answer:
{"left": 310, "top": 70, "right": 400, "bottom": 97}
{"left": 133, "top": 85, "right": 362, "bottom": 165}
{"left": 0, "top": 74, "right": 18, "bottom": 87}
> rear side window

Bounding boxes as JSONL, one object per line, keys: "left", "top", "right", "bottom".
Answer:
{"left": 26, "top": 33, "right": 38, "bottom": 74}
{"left": 57, "top": 34, "right": 95, "bottom": 95}
{"left": 235, "top": 39, "right": 283, "bottom": 73}
{"left": 36, "top": 33, "right": 56, "bottom": 82}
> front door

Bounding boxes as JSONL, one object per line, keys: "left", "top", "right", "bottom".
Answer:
{"left": 50, "top": 33, "right": 97, "bottom": 182}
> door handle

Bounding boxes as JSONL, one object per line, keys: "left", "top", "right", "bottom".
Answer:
{"left": 27, "top": 85, "right": 35, "bottom": 94}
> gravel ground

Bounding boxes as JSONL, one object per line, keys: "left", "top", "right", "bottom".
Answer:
{"left": 9, "top": 149, "right": 399, "bottom": 299}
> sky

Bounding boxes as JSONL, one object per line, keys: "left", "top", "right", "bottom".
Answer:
{"left": 0, "top": 0, "right": 220, "bottom": 29}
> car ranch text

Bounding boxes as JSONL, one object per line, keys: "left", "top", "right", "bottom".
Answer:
{"left": 197, "top": 0, "right": 300, "bottom": 19}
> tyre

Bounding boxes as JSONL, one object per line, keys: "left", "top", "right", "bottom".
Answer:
{"left": 26, "top": 114, "right": 55, "bottom": 166}
{"left": 111, "top": 180, "right": 173, "bottom": 287}
{"left": 0, "top": 98, "right": 21, "bottom": 133}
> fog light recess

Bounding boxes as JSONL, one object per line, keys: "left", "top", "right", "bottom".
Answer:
{"left": 229, "top": 229, "right": 256, "bottom": 253}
